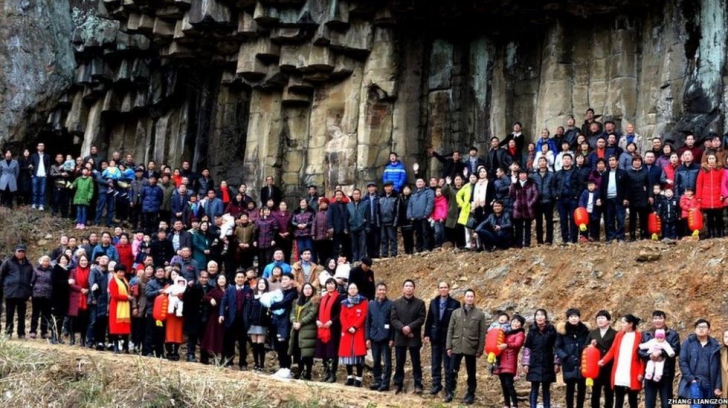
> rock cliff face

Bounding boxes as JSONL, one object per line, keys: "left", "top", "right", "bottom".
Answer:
{"left": 11, "top": 0, "right": 728, "bottom": 198}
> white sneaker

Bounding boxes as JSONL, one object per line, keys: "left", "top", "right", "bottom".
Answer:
{"left": 31, "top": 205, "right": 37, "bottom": 210}
{"left": 39, "top": 206, "right": 44, "bottom": 211}
{"left": 272, "top": 368, "right": 291, "bottom": 379}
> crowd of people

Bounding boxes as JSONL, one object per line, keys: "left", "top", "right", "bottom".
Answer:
{"left": 0, "top": 109, "right": 726, "bottom": 406}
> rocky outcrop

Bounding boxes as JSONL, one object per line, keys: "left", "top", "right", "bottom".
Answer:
{"left": 19, "top": 0, "right": 728, "bottom": 199}
{"left": 0, "top": 0, "right": 75, "bottom": 146}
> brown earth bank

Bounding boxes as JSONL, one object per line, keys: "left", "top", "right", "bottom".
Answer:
{"left": 0, "top": 208, "right": 720, "bottom": 407}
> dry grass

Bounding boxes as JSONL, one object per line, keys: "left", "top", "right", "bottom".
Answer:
{"left": 0, "top": 206, "right": 72, "bottom": 260}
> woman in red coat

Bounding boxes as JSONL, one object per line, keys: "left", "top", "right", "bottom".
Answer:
{"left": 108, "top": 264, "right": 132, "bottom": 353}
{"left": 495, "top": 314, "right": 526, "bottom": 408}
{"left": 338, "top": 282, "right": 368, "bottom": 387}
{"left": 201, "top": 274, "right": 227, "bottom": 361}
{"left": 599, "top": 314, "right": 645, "bottom": 408}
{"left": 68, "top": 254, "right": 91, "bottom": 346}
{"left": 696, "top": 153, "right": 725, "bottom": 238}
{"left": 115, "top": 234, "right": 134, "bottom": 276}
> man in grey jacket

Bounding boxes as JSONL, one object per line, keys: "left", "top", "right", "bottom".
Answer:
{"left": 391, "top": 279, "right": 426, "bottom": 395}
{"left": 0, "top": 244, "right": 33, "bottom": 338}
{"left": 407, "top": 179, "right": 434, "bottom": 252}
{"left": 444, "top": 289, "right": 486, "bottom": 404}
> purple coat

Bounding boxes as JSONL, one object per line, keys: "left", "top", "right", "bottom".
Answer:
{"left": 32, "top": 265, "right": 54, "bottom": 299}
{"left": 509, "top": 179, "right": 539, "bottom": 220}
{"left": 271, "top": 210, "right": 292, "bottom": 236}
{"left": 255, "top": 217, "right": 278, "bottom": 249}
{"left": 291, "top": 210, "right": 314, "bottom": 237}
{"left": 311, "top": 209, "right": 330, "bottom": 241}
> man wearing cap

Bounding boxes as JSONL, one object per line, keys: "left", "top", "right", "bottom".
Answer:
{"left": 348, "top": 257, "right": 375, "bottom": 300}
{"left": 0, "top": 245, "right": 33, "bottom": 338}
{"left": 365, "top": 182, "right": 381, "bottom": 259}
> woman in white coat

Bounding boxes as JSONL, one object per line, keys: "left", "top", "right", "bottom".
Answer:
{"left": 0, "top": 150, "right": 19, "bottom": 207}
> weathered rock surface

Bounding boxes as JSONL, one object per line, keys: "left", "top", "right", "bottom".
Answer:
{"left": 4, "top": 0, "right": 728, "bottom": 200}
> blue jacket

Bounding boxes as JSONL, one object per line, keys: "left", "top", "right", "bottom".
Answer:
{"left": 219, "top": 286, "right": 253, "bottom": 328}
{"left": 406, "top": 187, "right": 434, "bottom": 220}
{"left": 326, "top": 201, "right": 349, "bottom": 233}
{"left": 91, "top": 244, "right": 119, "bottom": 263}
{"left": 578, "top": 189, "right": 601, "bottom": 218}
{"left": 535, "top": 138, "right": 557, "bottom": 155}
{"left": 678, "top": 334, "right": 721, "bottom": 398}
{"left": 382, "top": 161, "right": 407, "bottom": 192}
{"left": 88, "top": 267, "right": 110, "bottom": 315}
{"left": 262, "top": 261, "right": 292, "bottom": 279}
{"left": 347, "top": 200, "right": 370, "bottom": 232}
{"left": 145, "top": 278, "right": 168, "bottom": 317}
{"left": 675, "top": 163, "right": 700, "bottom": 197}
{"left": 141, "top": 184, "right": 164, "bottom": 213}
{"left": 365, "top": 297, "right": 394, "bottom": 342}
{"left": 203, "top": 197, "right": 224, "bottom": 218}
{"left": 171, "top": 190, "right": 191, "bottom": 216}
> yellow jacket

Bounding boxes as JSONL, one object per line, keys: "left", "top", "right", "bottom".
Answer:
{"left": 456, "top": 183, "right": 474, "bottom": 225}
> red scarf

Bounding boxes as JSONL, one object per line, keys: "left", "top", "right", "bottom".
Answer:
{"left": 221, "top": 188, "right": 230, "bottom": 204}
{"left": 597, "top": 148, "right": 605, "bottom": 159}
{"left": 75, "top": 266, "right": 90, "bottom": 310}
{"left": 317, "top": 291, "right": 339, "bottom": 343}
{"left": 509, "top": 146, "right": 517, "bottom": 156}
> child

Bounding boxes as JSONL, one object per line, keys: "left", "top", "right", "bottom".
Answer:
{"left": 488, "top": 312, "right": 512, "bottom": 374}
{"left": 62, "top": 155, "right": 76, "bottom": 172}
{"left": 679, "top": 187, "right": 700, "bottom": 236}
{"left": 657, "top": 189, "right": 679, "bottom": 240}
{"left": 166, "top": 271, "right": 187, "bottom": 317}
{"left": 431, "top": 187, "right": 448, "bottom": 247}
{"left": 578, "top": 180, "right": 601, "bottom": 242}
{"left": 244, "top": 268, "right": 258, "bottom": 289}
{"left": 131, "top": 231, "right": 144, "bottom": 259}
{"left": 639, "top": 329, "right": 675, "bottom": 382}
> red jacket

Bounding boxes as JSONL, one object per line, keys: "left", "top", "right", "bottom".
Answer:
{"left": 601, "top": 330, "right": 645, "bottom": 391}
{"left": 432, "top": 195, "right": 448, "bottom": 222}
{"left": 696, "top": 166, "right": 723, "bottom": 209}
{"left": 108, "top": 277, "right": 132, "bottom": 336}
{"left": 495, "top": 328, "right": 525, "bottom": 375}
{"left": 115, "top": 243, "right": 134, "bottom": 273}
{"left": 338, "top": 296, "right": 368, "bottom": 358}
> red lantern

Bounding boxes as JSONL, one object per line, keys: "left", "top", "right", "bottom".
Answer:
{"left": 484, "top": 328, "right": 505, "bottom": 364}
{"left": 688, "top": 209, "right": 703, "bottom": 237}
{"left": 573, "top": 207, "right": 589, "bottom": 232}
{"left": 152, "top": 294, "right": 169, "bottom": 326}
{"left": 581, "top": 345, "right": 601, "bottom": 387}
{"left": 647, "top": 213, "right": 661, "bottom": 241}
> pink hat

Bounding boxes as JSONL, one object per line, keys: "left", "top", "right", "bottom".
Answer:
{"left": 655, "top": 329, "right": 665, "bottom": 340}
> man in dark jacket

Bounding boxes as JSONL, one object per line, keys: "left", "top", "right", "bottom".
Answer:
{"left": 674, "top": 150, "right": 700, "bottom": 236}
{"left": 555, "top": 154, "right": 580, "bottom": 244}
{"left": 88, "top": 255, "right": 110, "bottom": 350}
{"left": 464, "top": 147, "right": 486, "bottom": 178}
{"left": 391, "top": 279, "right": 427, "bottom": 394}
{"left": 150, "top": 229, "right": 175, "bottom": 267}
{"left": 598, "top": 156, "right": 628, "bottom": 242}
{"left": 347, "top": 189, "right": 370, "bottom": 262}
{"left": 485, "top": 137, "right": 508, "bottom": 178}
{"left": 424, "top": 281, "right": 461, "bottom": 395}
{"left": 365, "top": 183, "right": 381, "bottom": 258}
{"left": 327, "top": 190, "right": 350, "bottom": 259}
{"left": 144, "top": 267, "right": 167, "bottom": 357}
{"left": 407, "top": 179, "right": 435, "bottom": 252}
{"left": 427, "top": 148, "right": 465, "bottom": 179}
{"left": 444, "top": 289, "right": 486, "bottom": 405}
{"left": 531, "top": 157, "right": 556, "bottom": 245}
{"left": 30, "top": 142, "right": 51, "bottom": 210}
{"left": 170, "top": 220, "right": 193, "bottom": 253}
{"left": 348, "top": 257, "right": 375, "bottom": 300}
{"left": 678, "top": 319, "right": 722, "bottom": 401}
{"left": 1, "top": 245, "right": 33, "bottom": 338}
{"left": 366, "top": 282, "right": 395, "bottom": 392}
{"left": 185, "top": 270, "right": 213, "bottom": 362}
{"left": 555, "top": 309, "right": 590, "bottom": 408}
{"left": 219, "top": 271, "right": 253, "bottom": 369}
{"left": 141, "top": 176, "right": 163, "bottom": 234}
{"left": 379, "top": 182, "right": 399, "bottom": 258}
{"left": 625, "top": 157, "right": 650, "bottom": 241}
{"left": 586, "top": 310, "right": 617, "bottom": 408}
{"left": 639, "top": 310, "right": 681, "bottom": 408}
{"left": 260, "top": 176, "right": 282, "bottom": 208}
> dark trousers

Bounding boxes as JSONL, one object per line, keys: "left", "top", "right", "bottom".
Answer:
{"left": 394, "top": 346, "right": 422, "bottom": 387}
{"left": 93, "top": 314, "right": 108, "bottom": 346}
{"left": 476, "top": 229, "right": 511, "bottom": 250}
{"left": 276, "top": 338, "right": 291, "bottom": 369}
{"left": 413, "top": 218, "right": 432, "bottom": 252}
{"left": 662, "top": 221, "right": 677, "bottom": 240}
{"left": 380, "top": 225, "right": 398, "bottom": 257}
{"left": 71, "top": 311, "right": 89, "bottom": 340}
{"left": 530, "top": 381, "right": 552, "bottom": 408}
{"left": 223, "top": 319, "right": 248, "bottom": 367}
{"left": 514, "top": 218, "right": 533, "bottom": 247}
{"left": 52, "top": 187, "right": 70, "bottom": 217}
{"left": 278, "top": 238, "right": 292, "bottom": 264}
{"left": 401, "top": 227, "right": 414, "bottom": 254}
{"left": 144, "top": 315, "right": 165, "bottom": 357}
{"left": 643, "top": 376, "right": 672, "bottom": 408}
{"left": 447, "top": 353, "right": 476, "bottom": 394}
{"left": 313, "top": 239, "right": 332, "bottom": 264}
{"left": 366, "top": 226, "right": 380, "bottom": 258}
{"left": 0, "top": 187, "right": 14, "bottom": 208}
{"left": 350, "top": 229, "right": 367, "bottom": 262}
{"left": 535, "top": 201, "right": 555, "bottom": 244}
{"left": 604, "top": 198, "right": 626, "bottom": 241}
{"left": 5, "top": 298, "right": 28, "bottom": 336}
{"left": 705, "top": 208, "right": 724, "bottom": 237}
{"left": 557, "top": 198, "right": 579, "bottom": 243}
{"left": 257, "top": 247, "right": 275, "bottom": 276}
{"left": 371, "top": 340, "right": 392, "bottom": 387}
{"left": 499, "top": 373, "right": 518, "bottom": 407}
{"left": 30, "top": 297, "right": 52, "bottom": 335}
{"left": 295, "top": 237, "right": 314, "bottom": 261}
{"left": 431, "top": 343, "right": 451, "bottom": 388}
{"left": 590, "top": 375, "right": 614, "bottom": 408}
{"left": 95, "top": 192, "right": 115, "bottom": 226}
{"left": 132, "top": 317, "right": 145, "bottom": 350}
{"left": 331, "top": 232, "right": 351, "bottom": 260}
{"left": 614, "top": 385, "right": 638, "bottom": 408}
{"left": 565, "top": 378, "right": 586, "bottom": 408}
{"left": 628, "top": 206, "right": 649, "bottom": 240}
{"left": 239, "top": 250, "right": 255, "bottom": 271}
{"left": 142, "top": 212, "right": 158, "bottom": 235}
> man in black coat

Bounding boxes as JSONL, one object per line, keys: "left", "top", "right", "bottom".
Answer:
{"left": 639, "top": 310, "right": 681, "bottom": 408}
{"left": 427, "top": 148, "right": 465, "bottom": 180}
{"left": 597, "top": 155, "right": 628, "bottom": 242}
{"left": 150, "top": 229, "right": 175, "bottom": 267}
{"left": 484, "top": 137, "right": 507, "bottom": 179}
{"left": 586, "top": 310, "right": 617, "bottom": 408}
{"left": 327, "top": 190, "right": 350, "bottom": 259}
{"left": 423, "top": 281, "right": 461, "bottom": 395}
{"left": 169, "top": 220, "right": 193, "bottom": 252}
{"left": 625, "top": 157, "right": 650, "bottom": 241}
{"left": 29, "top": 142, "right": 51, "bottom": 210}
{"left": 391, "top": 279, "right": 427, "bottom": 395}
{"left": 259, "top": 176, "right": 282, "bottom": 208}
{"left": 348, "top": 257, "right": 375, "bottom": 300}
{"left": 0, "top": 245, "right": 33, "bottom": 338}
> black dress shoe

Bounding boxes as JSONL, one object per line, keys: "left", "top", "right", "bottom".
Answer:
{"left": 429, "top": 385, "right": 442, "bottom": 395}
{"left": 354, "top": 380, "right": 362, "bottom": 387}
{"left": 414, "top": 385, "right": 423, "bottom": 395}
{"left": 345, "top": 377, "right": 355, "bottom": 386}
{"left": 369, "top": 383, "right": 381, "bottom": 391}
{"left": 394, "top": 385, "right": 403, "bottom": 394}
{"left": 444, "top": 393, "right": 453, "bottom": 403}
{"left": 377, "top": 385, "right": 389, "bottom": 392}
{"left": 463, "top": 393, "right": 474, "bottom": 405}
